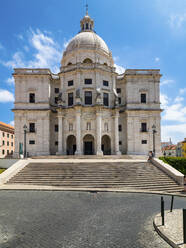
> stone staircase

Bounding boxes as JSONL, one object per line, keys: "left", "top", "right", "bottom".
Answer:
{"left": 6, "top": 162, "right": 184, "bottom": 193}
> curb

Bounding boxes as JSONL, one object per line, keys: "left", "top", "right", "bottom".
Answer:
{"left": 0, "top": 185, "right": 185, "bottom": 197}
{"left": 153, "top": 219, "right": 179, "bottom": 248}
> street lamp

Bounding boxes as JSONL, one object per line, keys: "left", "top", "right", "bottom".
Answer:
{"left": 23, "top": 124, "right": 27, "bottom": 158}
{"left": 152, "top": 124, "right": 157, "bottom": 157}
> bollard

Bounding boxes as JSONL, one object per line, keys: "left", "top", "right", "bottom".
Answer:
{"left": 161, "top": 196, "right": 165, "bottom": 226}
{"left": 183, "top": 209, "right": 186, "bottom": 244}
{"left": 170, "top": 196, "right": 174, "bottom": 212}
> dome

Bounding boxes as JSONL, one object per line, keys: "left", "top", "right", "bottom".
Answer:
{"left": 65, "top": 31, "right": 110, "bottom": 55}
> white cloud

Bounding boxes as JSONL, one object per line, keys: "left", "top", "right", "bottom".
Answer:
{"left": 9, "top": 121, "right": 14, "bottom": 126}
{"left": 6, "top": 77, "right": 14, "bottom": 85}
{"left": 179, "top": 88, "right": 186, "bottom": 95}
{"left": 160, "top": 93, "right": 169, "bottom": 109}
{"left": 63, "top": 38, "right": 71, "bottom": 49}
{"left": 155, "top": 57, "right": 160, "bottom": 62}
{"left": 163, "top": 103, "right": 186, "bottom": 122}
{"left": 162, "top": 124, "right": 186, "bottom": 143}
{"left": 114, "top": 64, "right": 125, "bottom": 74}
{"left": 2, "top": 29, "right": 62, "bottom": 74}
{"left": 161, "top": 79, "right": 175, "bottom": 86}
{"left": 113, "top": 56, "right": 119, "bottom": 62}
{"left": 174, "top": 96, "right": 184, "bottom": 103}
{"left": 169, "top": 13, "right": 186, "bottom": 29}
{"left": 0, "top": 89, "right": 14, "bottom": 102}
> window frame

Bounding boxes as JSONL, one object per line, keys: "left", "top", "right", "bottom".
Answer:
{"left": 103, "top": 80, "right": 109, "bottom": 87}
{"left": 85, "top": 91, "right": 92, "bottom": 105}
{"left": 68, "top": 80, "right": 74, "bottom": 87}
{"left": 141, "top": 93, "right": 147, "bottom": 103}
{"left": 54, "top": 88, "right": 59, "bottom": 94}
{"left": 84, "top": 79, "right": 92, "bottom": 85}
{"left": 141, "top": 123, "right": 147, "bottom": 132}
{"left": 29, "top": 93, "right": 35, "bottom": 103}
{"left": 68, "top": 92, "right": 74, "bottom": 106}
{"left": 29, "top": 123, "right": 35, "bottom": 133}
{"left": 103, "top": 92, "right": 109, "bottom": 106}
{"left": 29, "top": 140, "right": 35, "bottom": 145}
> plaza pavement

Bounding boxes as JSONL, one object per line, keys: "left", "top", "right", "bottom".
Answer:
{"left": 1, "top": 191, "right": 185, "bottom": 248}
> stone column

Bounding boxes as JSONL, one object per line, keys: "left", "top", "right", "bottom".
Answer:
{"left": 57, "top": 113, "right": 64, "bottom": 155}
{"left": 114, "top": 111, "right": 121, "bottom": 155}
{"left": 96, "top": 112, "right": 103, "bottom": 155}
{"left": 75, "top": 109, "right": 82, "bottom": 155}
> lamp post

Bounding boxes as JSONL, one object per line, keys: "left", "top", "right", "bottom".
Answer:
{"left": 152, "top": 124, "right": 157, "bottom": 157}
{"left": 23, "top": 124, "right": 27, "bottom": 158}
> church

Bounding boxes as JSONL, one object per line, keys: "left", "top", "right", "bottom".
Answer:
{"left": 13, "top": 10, "right": 162, "bottom": 158}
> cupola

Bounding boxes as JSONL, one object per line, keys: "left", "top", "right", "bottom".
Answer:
{"left": 80, "top": 6, "right": 94, "bottom": 31}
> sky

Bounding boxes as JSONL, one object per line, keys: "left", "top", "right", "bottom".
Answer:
{"left": 0, "top": 0, "right": 186, "bottom": 143}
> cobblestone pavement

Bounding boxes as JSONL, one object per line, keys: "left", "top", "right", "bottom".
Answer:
{"left": 0, "top": 191, "right": 185, "bottom": 248}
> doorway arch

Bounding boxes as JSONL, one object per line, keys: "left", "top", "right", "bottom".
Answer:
{"left": 66, "top": 135, "right": 76, "bottom": 155}
{"left": 83, "top": 134, "right": 95, "bottom": 155}
{"left": 101, "top": 135, "right": 111, "bottom": 155}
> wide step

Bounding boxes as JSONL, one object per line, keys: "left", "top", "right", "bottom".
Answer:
{"left": 6, "top": 161, "right": 184, "bottom": 193}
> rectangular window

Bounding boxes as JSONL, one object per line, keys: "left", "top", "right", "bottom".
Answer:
{"left": 55, "top": 88, "right": 59, "bottom": 94}
{"left": 142, "top": 140, "right": 147, "bottom": 144}
{"left": 86, "top": 122, "right": 91, "bottom": 131}
{"left": 2, "top": 150, "right": 5, "bottom": 155}
{"left": 55, "top": 141, "right": 58, "bottom": 146}
{"left": 7, "top": 141, "right": 9, "bottom": 146}
{"left": 85, "top": 91, "right": 92, "bottom": 105}
{"left": 7, "top": 134, "right": 9, "bottom": 138}
{"left": 85, "top": 79, "right": 92, "bottom": 85}
{"left": 11, "top": 135, "right": 13, "bottom": 139}
{"left": 68, "top": 80, "right": 74, "bottom": 86}
{"left": 103, "top": 80, "right": 109, "bottom": 87}
{"left": 29, "top": 140, "right": 35, "bottom": 145}
{"left": 2, "top": 140, "right": 5, "bottom": 145}
{"left": 11, "top": 142, "right": 13, "bottom": 147}
{"left": 55, "top": 97, "right": 58, "bottom": 104}
{"left": 2, "top": 132, "right": 4, "bottom": 137}
{"left": 117, "top": 88, "right": 121, "bottom": 93}
{"left": 7, "top": 150, "right": 9, "bottom": 155}
{"left": 118, "top": 97, "right": 121, "bottom": 104}
{"left": 29, "top": 93, "right": 35, "bottom": 103}
{"left": 55, "top": 125, "right": 58, "bottom": 132}
{"left": 141, "top": 93, "right": 146, "bottom": 103}
{"left": 29, "top": 123, "right": 35, "bottom": 133}
{"left": 68, "top": 92, "right": 74, "bottom": 106}
{"left": 69, "top": 123, "right": 73, "bottom": 131}
{"left": 141, "top": 123, "right": 147, "bottom": 132}
{"left": 103, "top": 93, "right": 109, "bottom": 106}
{"left": 119, "top": 141, "right": 122, "bottom": 145}
{"left": 119, "top": 125, "right": 122, "bottom": 132}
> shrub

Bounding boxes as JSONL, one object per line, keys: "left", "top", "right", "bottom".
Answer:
{"left": 159, "top": 157, "right": 186, "bottom": 175}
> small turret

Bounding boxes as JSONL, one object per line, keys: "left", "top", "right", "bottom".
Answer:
{"left": 80, "top": 4, "right": 94, "bottom": 32}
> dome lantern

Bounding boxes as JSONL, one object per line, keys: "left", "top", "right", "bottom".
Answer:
{"left": 80, "top": 5, "right": 94, "bottom": 32}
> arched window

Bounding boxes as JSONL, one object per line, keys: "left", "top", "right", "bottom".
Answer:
{"left": 86, "top": 23, "right": 89, "bottom": 30}
{"left": 83, "top": 58, "right": 93, "bottom": 63}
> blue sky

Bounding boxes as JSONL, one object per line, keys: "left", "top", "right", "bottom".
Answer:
{"left": 0, "top": 0, "right": 186, "bottom": 143}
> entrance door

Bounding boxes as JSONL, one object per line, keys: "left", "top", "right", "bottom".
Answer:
{"left": 84, "top": 141, "right": 93, "bottom": 155}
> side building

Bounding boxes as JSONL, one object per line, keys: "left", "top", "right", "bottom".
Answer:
{"left": 0, "top": 122, "right": 15, "bottom": 158}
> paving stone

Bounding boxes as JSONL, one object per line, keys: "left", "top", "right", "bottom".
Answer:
{"left": 0, "top": 191, "right": 186, "bottom": 247}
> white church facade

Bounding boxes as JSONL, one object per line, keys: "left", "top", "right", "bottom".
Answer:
{"left": 13, "top": 12, "right": 162, "bottom": 158}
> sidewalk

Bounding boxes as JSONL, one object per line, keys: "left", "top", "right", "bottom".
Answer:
{"left": 154, "top": 209, "right": 185, "bottom": 248}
